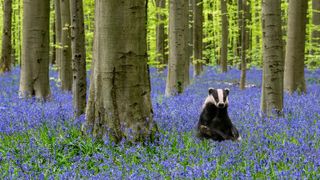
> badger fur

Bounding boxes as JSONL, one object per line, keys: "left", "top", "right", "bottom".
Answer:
{"left": 197, "top": 88, "right": 241, "bottom": 142}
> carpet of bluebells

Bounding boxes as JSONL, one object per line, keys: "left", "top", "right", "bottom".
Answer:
{"left": 0, "top": 67, "right": 320, "bottom": 179}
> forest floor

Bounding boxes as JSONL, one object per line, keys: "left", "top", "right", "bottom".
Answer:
{"left": 0, "top": 67, "right": 320, "bottom": 179}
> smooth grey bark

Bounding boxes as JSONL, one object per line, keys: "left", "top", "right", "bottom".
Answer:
{"left": 185, "top": 0, "right": 192, "bottom": 85}
{"left": 260, "top": 0, "right": 284, "bottom": 117}
{"left": 156, "top": 0, "right": 166, "bottom": 70}
{"left": 284, "top": 0, "right": 308, "bottom": 94}
{"left": 281, "top": 0, "right": 288, "bottom": 60}
{"left": 55, "top": 0, "right": 61, "bottom": 74}
{"left": 312, "top": 0, "right": 320, "bottom": 55}
{"left": 19, "top": 0, "right": 50, "bottom": 99}
{"left": 0, "top": 0, "right": 12, "bottom": 74}
{"left": 220, "top": 0, "right": 228, "bottom": 72}
{"left": 193, "top": 0, "right": 203, "bottom": 76}
{"left": 60, "top": 0, "right": 72, "bottom": 91}
{"left": 239, "top": 0, "right": 249, "bottom": 90}
{"left": 83, "top": 0, "right": 158, "bottom": 142}
{"left": 188, "top": 0, "right": 193, "bottom": 62}
{"left": 51, "top": 20, "right": 56, "bottom": 65}
{"left": 70, "top": 0, "right": 87, "bottom": 117}
{"left": 166, "top": 0, "right": 189, "bottom": 96}
{"left": 49, "top": 2, "right": 56, "bottom": 65}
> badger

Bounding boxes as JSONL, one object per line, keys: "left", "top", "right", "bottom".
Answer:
{"left": 197, "top": 88, "right": 241, "bottom": 142}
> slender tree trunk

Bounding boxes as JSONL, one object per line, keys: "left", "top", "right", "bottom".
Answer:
{"left": 19, "top": 0, "right": 50, "bottom": 99}
{"left": 60, "top": 0, "right": 72, "bottom": 91}
{"left": 188, "top": 0, "right": 193, "bottom": 62}
{"left": 284, "top": 0, "right": 308, "bottom": 94}
{"left": 193, "top": 0, "right": 203, "bottom": 76}
{"left": 70, "top": 0, "right": 87, "bottom": 117}
{"left": 281, "top": 1, "right": 288, "bottom": 61}
{"left": 0, "top": 0, "right": 12, "bottom": 74}
{"left": 11, "top": 5, "right": 16, "bottom": 67}
{"left": 312, "top": 0, "right": 320, "bottom": 55}
{"left": 239, "top": 0, "right": 248, "bottom": 90}
{"left": 237, "top": 0, "right": 242, "bottom": 60}
{"left": 220, "top": 0, "right": 228, "bottom": 72}
{"left": 51, "top": 20, "right": 56, "bottom": 65}
{"left": 204, "top": 1, "right": 213, "bottom": 64}
{"left": 156, "top": 0, "right": 166, "bottom": 70}
{"left": 166, "top": 0, "right": 189, "bottom": 96}
{"left": 185, "top": 0, "right": 192, "bottom": 85}
{"left": 18, "top": 0, "right": 22, "bottom": 66}
{"left": 260, "top": 0, "right": 284, "bottom": 117}
{"left": 245, "top": 0, "right": 251, "bottom": 64}
{"left": 83, "top": 0, "right": 158, "bottom": 142}
{"left": 55, "top": 0, "right": 61, "bottom": 74}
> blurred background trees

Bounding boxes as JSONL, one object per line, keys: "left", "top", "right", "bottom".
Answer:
{"left": 1, "top": 0, "right": 319, "bottom": 72}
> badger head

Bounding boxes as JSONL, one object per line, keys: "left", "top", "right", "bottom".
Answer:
{"left": 205, "top": 88, "right": 230, "bottom": 109}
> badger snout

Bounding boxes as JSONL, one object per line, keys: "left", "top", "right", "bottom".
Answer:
{"left": 217, "top": 103, "right": 225, "bottom": 108}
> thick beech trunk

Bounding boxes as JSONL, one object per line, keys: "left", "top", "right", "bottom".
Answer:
{"left": 165, "top": 0, "right": 189, "bottom": 96}
{"left": 260, "top": 0, "right": 284, "bottom": 117}
{"left": 70, "top": 0, "right": 87, "bottom": 117}
{"left": 284, "top": 0, "right": 308, "bottom": 94}
{"left": 0, "top": 0, "right": 12, "bottom": 74}
{"left": 19, "top": 0, "right": 50, "bottom": 99}
{"left": 83, "top": 0, "right": 158, "bottom": 142}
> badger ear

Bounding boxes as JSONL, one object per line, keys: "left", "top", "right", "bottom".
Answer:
{"left": 208, "top": 88, "right": 215, "bottom": 95}
{"left": 225, "top": 88, "right": 230, "bottom": 96}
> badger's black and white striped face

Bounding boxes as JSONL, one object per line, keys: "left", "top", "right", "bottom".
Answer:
{"left": 204, "top": 88, "right": 230, "bottom": 108}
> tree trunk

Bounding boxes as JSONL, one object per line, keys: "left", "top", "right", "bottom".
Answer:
{"left": 188, "top": 0, "right": 193, "bottom": 62}
{"left": 51, "top": 20, "right": 56, "bottom": 65}
{"left": 60, "top": 0, "right": 72, "bottom": 91}
{"left": 18, "top": 0, "right": 22, "bottom": 66}
{"left": 166, "top": 0, "right": 189, "bottom": 96}
{"left": 156, "top": 0, "right": 166, "bottom": 70}
{"left": 83, "top": 0, "right": 158, "bottom": 142}
{"left": 281, "top": 0, "right": 288, "bottom": 61}
{"left": 239, "top": 0, "right": 248, "bottom": 90}
{"left": 237, "top": 0, "right": 242, "bottom": 60}
{"left": 55, "top": 0, "right": 61, "bottom": 74}
{"left": 312, "top": 0, "right": 320, "bottom": 55}
{"left": 260, "top": 0, "right": 284, "bottom": 117}
{"left": 185, "top": 0, "right": 192, "bottom": 85}
{"left": 284, "top": 0, "right": 308, "bottom": 94}
{"left": 70, "top": 0, "right": 87, "bottom": 117}
{"left": 220, "top": 0, "right": 228, "bottom": 72}
{"left": 0, "top": 0, "right": 12, "bottom": 74}
{"left": 193, "top": 0, "right": 203, "bottom": 76}
{"left": 19, "top": 0, "right": 50, "bottom": 99}
{"left": 49, "top": 2, "right": 56, "bottom": 65}
{"left": 11, "top": 5, "right": 16, "bottom": 67}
